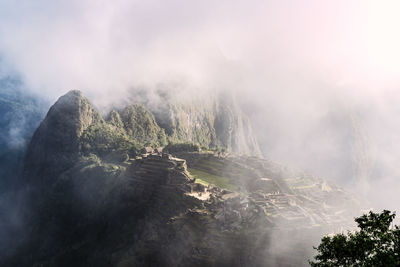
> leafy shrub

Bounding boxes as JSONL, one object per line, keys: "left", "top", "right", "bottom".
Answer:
{"left": 164, "top": 142, "right": 201, "bottom": 153}
{"left": 80, "top": 123, "right": 139, "bottom": 158}
{"left": 310, "top": 210, "right": 400, "bottom": 267}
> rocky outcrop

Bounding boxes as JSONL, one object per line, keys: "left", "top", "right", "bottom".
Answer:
{"left": 23, "top": 90, "right": 102, "bottom": 185}
{"left": 214, "top": 94, "right": 260, "bottom": 156}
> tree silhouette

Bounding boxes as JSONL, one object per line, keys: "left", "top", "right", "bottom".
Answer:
{"left": 310, "top": 210, "right": 400, "bottom": 266}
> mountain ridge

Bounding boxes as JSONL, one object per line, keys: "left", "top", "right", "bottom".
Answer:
{"left": 2, "top": 90, "right": 362, "bottom": 267}
{"left": 24, "top": 90, "right": 262, "bottom": 186}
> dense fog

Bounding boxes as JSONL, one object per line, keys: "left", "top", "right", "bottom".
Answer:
{"left": 1, "top": 0, "right": 400, "bottom": 246}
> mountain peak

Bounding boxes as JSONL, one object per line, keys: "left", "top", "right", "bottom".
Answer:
{"left": 54, "top": 90, "right": 85, "bottom": 107}
{"left": 51, "top": 89, "right": 102, "bottom": 136}
{"left": 64, "top": 89, "right": 83, "bottom": 97}
{"left": 24, "top": 90, "right": 102, "bottom": 184}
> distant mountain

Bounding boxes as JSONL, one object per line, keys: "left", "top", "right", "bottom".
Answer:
{"left": 1, "top": 90, "right": 361, "bottom": 267}
{"left": 0, "top": 76, "right": 46, "bottom": 191}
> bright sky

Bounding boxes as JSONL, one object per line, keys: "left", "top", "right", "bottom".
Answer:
{"left": 1, "top": 0, "right": 400, "bottom": 100}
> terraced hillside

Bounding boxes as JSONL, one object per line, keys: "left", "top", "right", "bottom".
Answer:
{"left": 175, "top": 152, "right": 359, "bottom": 229}
{"left": 4, "top": 148, "right": 360, "bottom": 266}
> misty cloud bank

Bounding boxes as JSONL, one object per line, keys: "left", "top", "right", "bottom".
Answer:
{"left": 1, "top": 0, "right": 400, "bottom": 210}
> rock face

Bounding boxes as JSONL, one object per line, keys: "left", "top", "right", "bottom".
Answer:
{"left": 149, "top": 94, "right": 261, "bottom": 156}
{"left": 24, "top": 90, "right": 102, "bottom": 184}
{"left": 3, "top": 90, "right": 361, "bottom": 267}
{"left": 214, "top": 96, "right": 260, "bottom": 156}
{"left": 118, "top": 104, "right": 167, "bottom": 146}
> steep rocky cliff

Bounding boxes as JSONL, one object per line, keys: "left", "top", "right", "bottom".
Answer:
{"left": 24, "top": 90, "right": 103, "bottom": 185}
{"left": 3, "top": 90, "right": 361, "bottom": 267}
{"left": 128, "top": 89, "right": 261, "bottom": 156}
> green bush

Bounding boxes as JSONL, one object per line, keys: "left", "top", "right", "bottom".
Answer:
{"left": 310, "top": 210, "right": 400, "bottom": 267}
{"left": 164, "top": 142, "right": 201, "bottom": 153}
{"left": 80, "top": 123, "right": 139, "bottom": 158}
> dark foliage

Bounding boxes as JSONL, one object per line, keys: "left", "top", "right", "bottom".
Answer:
{"left": 310, "top": 210, "right": 400, "bottom": 267}
{"left": 164, "top": 142, "right": 201, "bottom": 153}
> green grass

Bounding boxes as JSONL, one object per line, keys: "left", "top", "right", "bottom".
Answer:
{"left": 284, "top": 177, "right": 316, "bottom": 190}
{"left": 194, "top": 158, "right": 250, "bottom": 179}
{"left": 292, "top": 184, "right": 317, "bottom": 190}
{"left": 188, "top": 168, "right": 239, "bottom": 191}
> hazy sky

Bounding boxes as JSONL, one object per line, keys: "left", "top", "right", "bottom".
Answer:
{"left": 1, "top": 1, "right": 400, "bottom": 100}
{"left": 1, "top": 0, "right": 400, "bottom": 209}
